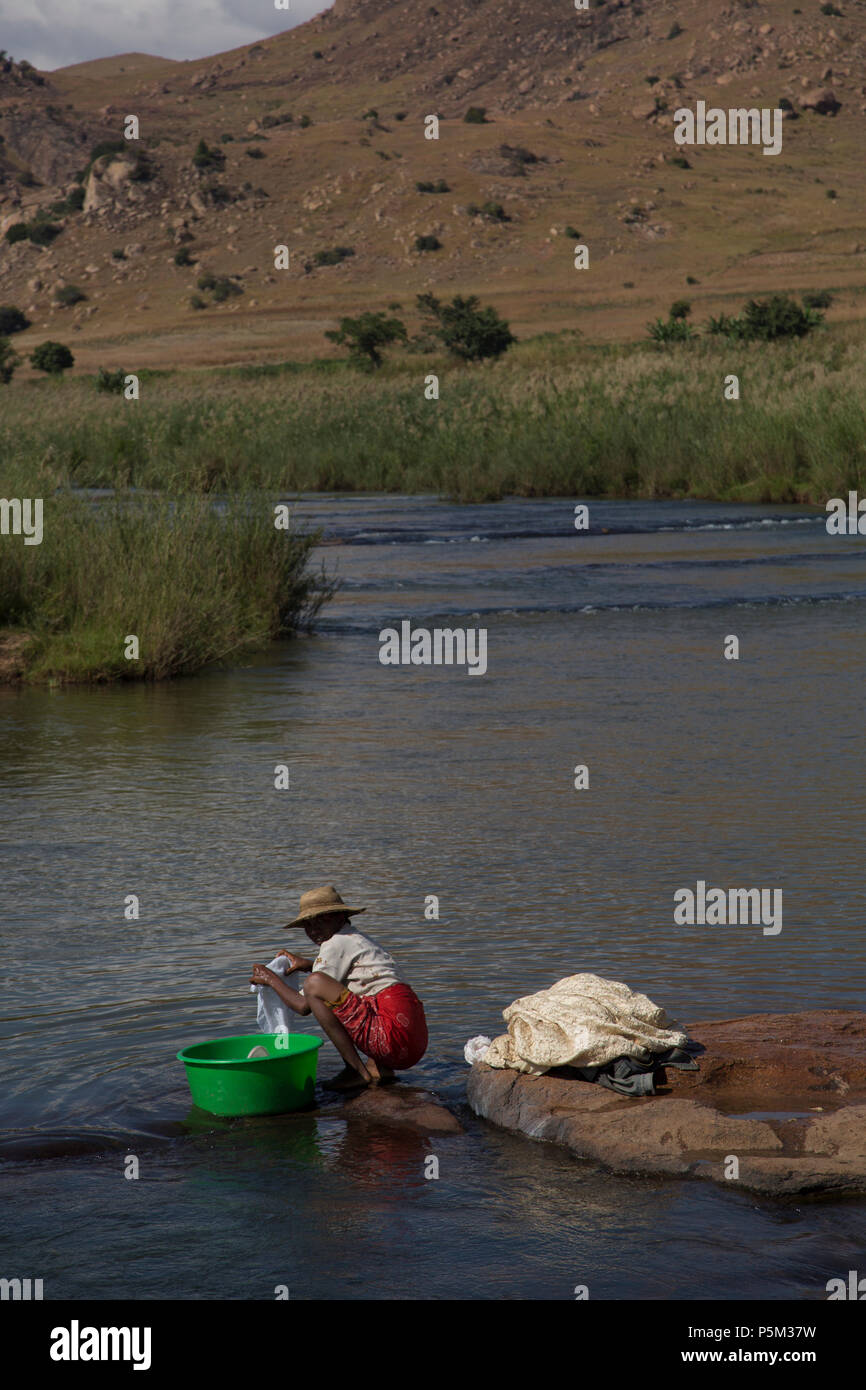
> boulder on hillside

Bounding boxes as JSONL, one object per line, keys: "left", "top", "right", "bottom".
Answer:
{"left": 83, "top": 155, "right": 137, "bottom": 213}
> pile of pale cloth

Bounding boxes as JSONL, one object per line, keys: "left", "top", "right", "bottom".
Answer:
{"left": 464, "top": 974, "right": 689, "bottom": 1075}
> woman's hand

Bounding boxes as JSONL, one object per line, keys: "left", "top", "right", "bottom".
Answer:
{"left": 250, "top": 963, "right": 278, "bottom": 987}
{"left": 276, "top": 951, "right": 306, "bottom": 972}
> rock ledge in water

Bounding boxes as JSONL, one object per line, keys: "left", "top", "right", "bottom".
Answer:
{"left": 466, "top": 1011, "right": 866, "bottom": 1196}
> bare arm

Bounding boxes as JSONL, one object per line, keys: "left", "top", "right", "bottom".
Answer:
{"left": 250, "top": 963, "right": 311, "bottom": 1016}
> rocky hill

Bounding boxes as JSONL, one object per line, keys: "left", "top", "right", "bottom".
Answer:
{"left": 0, "top": 0, "right": 864, "bottom": 369}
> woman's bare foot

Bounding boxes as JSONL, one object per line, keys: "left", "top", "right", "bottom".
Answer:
{"left": 322, "top": 1065, "right": 371, "bottom": 1092}
{"left": 365, "top": 1060, "right": 397, "bottom": 1086}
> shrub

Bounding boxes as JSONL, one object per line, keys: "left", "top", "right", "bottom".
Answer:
{"left": 499, "top": 143, "right": 538, "bottom": 166}
{"left": 197, "top": 273, "right": 217, "bottom": 291}
{"left": 211, "top": 277, "right": 243, "bottom": 303}
{"left": 54, "top": 285, "right": 87, "bottom": 306}
{"left": 415, "top": 234, "right": 442, "bottom": 251}
{"left": 220, "top": 132, "right": 234, "bottom": 142}
{"left": 95, "top": 367, "right": 126, "bottom": 393}
{"left": 313, "top": 50, "right": 323, "bottom": 59}
{"left": 0, "top": 337, "right": 20, "bottom": 384}
{"left": 686, "top": 274, "right": 699, "bottom": 284}
{"left": 669, "top": 154, "right": 691, "bottom": 169}
{"left": 4, "top": 223, "right": 28, "bottom": 244}
{"left": 564, "top": 224, "right": 581, "bottom": 239}
{"left": 819, "top": 2, "right": 842, "bottom": 14}
{"left": 464, "top": 107, "right": 488, "bottom": 123}
{"left": 0, "top": 305, "right": 31, "bottom": 334}
{"left": 28, "top": 222, "right": 62, "bottom": 247}
{"left": 468, "top": 201, "right": 510, "bottom": 222}
{"left": 192, "top": 139, "right": 225, "bottom": 170}
{"left": 394, "top": 111, "right": 408, "bottom": 121}
{"left": 65, "top": 186, "right": 85, "bottom": 210}
{"left": 299, "top": 114, "right": 312, "bottom": 128}
{"left": 174, "top": 246, "right": 195, "bottom": 266}
{"left": 111, "top": 248, "right": 126, "bottom": 260}
{"left": 313, "top": 246, "right": 355, "bottom": 266}
{"left": 826, "top": 188, "right": 837, "bottom": 199}
{"left": 647, "top": 317, "right": 694, "bottom": 342}
{"left": 667, "top": 21, "right": 684, "bottom": 38}
{"left": 416, "top": 292, "right": 516, "bottom": 361}
{"left": 416, "top": 178, "right": 450, "bottom": 193}
{"left": 245, "top": 146, "right": 266, "bottom": 159}
{"left": 128, "top": 153, "right": 155, "bottom": 183}
{"left": 803, "top": 289, "right": 833, "bottom": 309}
{"left": 739, "top": 294, "right": 823, "bottom": 340}
{"left": 190, "top": 294, "right": 207, "bottom": 310}
{"left": 325, "top": 311, "right": 407, "bottom": 369}
{"left": 705, "top": 295, "right": 824, "bottom": 341}
{"left": 669, "top": 299, "right": 691, "bottom": 320}
{"left": 30, "top": 340, "right": 74, "bottom": 375}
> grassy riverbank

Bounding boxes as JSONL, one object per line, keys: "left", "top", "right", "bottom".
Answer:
{"left": 0, "top": 490, "right": 330, "bottom": 683}
{"left": 2, "top": 329, "right": 865, "bottom": 504}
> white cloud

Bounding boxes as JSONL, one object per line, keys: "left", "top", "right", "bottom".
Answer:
{"left": 0, "top": 0, "right": 331, "bottom": 70}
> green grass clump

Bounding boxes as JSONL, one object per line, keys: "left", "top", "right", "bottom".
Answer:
{"left": 0, "top": 489, "right": 332, "bottom": 683}
{"left": 1, "top": 332, "right": 864, "bottom": 507}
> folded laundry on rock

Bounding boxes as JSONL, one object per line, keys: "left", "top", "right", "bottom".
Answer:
{"left": 477, "top": 974, "right": 697, "bottom": 1093}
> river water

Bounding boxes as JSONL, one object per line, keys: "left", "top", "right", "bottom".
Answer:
{"left": 2, "top": 494, "right": 866, "bottom": 1300}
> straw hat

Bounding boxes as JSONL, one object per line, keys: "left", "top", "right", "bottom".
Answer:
{"left": 283, "top": 886, "right": 366, "bottom": 930}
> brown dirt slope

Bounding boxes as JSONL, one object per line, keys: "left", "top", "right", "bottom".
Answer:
{"left": 1, "top": 0, "right": 865, "bottom": 369}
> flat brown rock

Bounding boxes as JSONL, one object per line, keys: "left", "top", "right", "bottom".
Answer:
{"left": 466, "top": 1011, "right": 866, "bottom": 1196}
{"left": 327, "top": 1083, "right": 463, "bottom": 1135}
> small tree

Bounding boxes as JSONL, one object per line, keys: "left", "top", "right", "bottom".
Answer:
{"left": 464, "top": 107, "right": 488, "bottom": 123}
{"left": 669, "top": 299, "right": 691, "bottom": 321}
{"left": 0, "top": 337, "right": 21, "bottom": 384}
{"left": 30, "top": 341, "right": 74, "bottom": 375}
{"left": 416, "top": 293, "right": 516, "bottom": 361}
{"left": 4, "top": 223, "right": 28, "bottom": 244}
{"left": 0, "top": 305, "right": 31, "bottom": 334}
{"left": 192, "top": 139, "right": 225, "bottom": 170}
{"left": 325, "top": 311, "right": 407, "bottom": 369}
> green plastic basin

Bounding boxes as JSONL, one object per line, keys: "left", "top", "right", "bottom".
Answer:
{"left": 177, "top": 1032, "right": 323, "bottom": 1117}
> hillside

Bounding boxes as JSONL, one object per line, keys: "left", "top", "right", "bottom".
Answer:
{"left": 0, "top": 0, "right": 864, "bottom": 370}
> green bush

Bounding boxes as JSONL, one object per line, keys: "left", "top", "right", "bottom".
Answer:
{"left": 30, "top": 341, "right": 75, "bottom": 375}
{"left": 669, "top": 299, "right": 691, "bottom": 321}
{"left": 299, "top": 114, "right": 312, "bottom": 128}
{"left": 313, "top": 246, "right": 355, "bottom": 267}
{"left": 468, "top": 201, "right": 510, "bottom": 222}
{"left": 54, "top": 285, "right": 87, "bottom": 307}
{"left": 28, "top": 222, "right": 62, "bottom": 247}
{"left": 415, "top": 234, "right": 441, "bottom": 251}
{"left": 464, "top": 107, "right": 488, "bottom": 123}
{"left": 325, "top": 311, "right": 407, "bottom": 369}
{"left": 111, "top": 248, "right": 126, "bottom": 260}
{"left": 4, "top": 223, "right": 28, "bottom": 245}
{"left": 416, "top": 179, "right": 450, "bottom": 193}
{"left": 95, "top": 367, "right": 126, "bottom": 393}
{"left": 416, "top": 292, "right": 515, "bottom": 361}
{"left": 190, "top": 294, "right": 207, "bottom": 310}
{"left": 669, "top": 154, "right": 691, "bottom": 169}
{"left": 0, "top": 306, "right": 31, "bottom": 335}
{"left": 174, "top": 246, "right": 195, "bottom": 266}
{"left": 192, "top": 139, "right": 225, "bottom": 170}
{"left": 564, "top": 224, "right": 581, "bottom": 239}
{"left": 245, "top": 146, "right": 266, "bottom": 159}
{"left": 803, "top": 289, "right": 833, "bottom": 309}
{"left": 647, "top": 317, "right": 694, "bottom": 342}
{"left": 667, "top": 21, "right": 684, "bottom": 38}
{"left": 211, "top": 277, "right": 243, "bottom": 303}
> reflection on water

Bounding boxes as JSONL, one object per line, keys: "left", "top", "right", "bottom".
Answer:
{"left": 2, "top": 496, "right": 865, "bottom": 1298}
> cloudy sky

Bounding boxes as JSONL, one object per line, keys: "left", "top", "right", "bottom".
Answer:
{"left": 0, "top": 0, "right": 332, "bottom": 71}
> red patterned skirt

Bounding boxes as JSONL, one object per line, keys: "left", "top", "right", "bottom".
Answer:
{"left": 332, "top": 983, "right": 428, "bottom": 1070}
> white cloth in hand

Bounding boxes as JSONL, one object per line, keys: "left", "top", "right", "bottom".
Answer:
{"left": 250, "top": 955, "right": 303, "bottom": 1034}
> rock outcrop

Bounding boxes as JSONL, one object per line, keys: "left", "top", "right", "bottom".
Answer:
{"left": 467, "top": 1011, "right": 866, "bottom": 1196}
